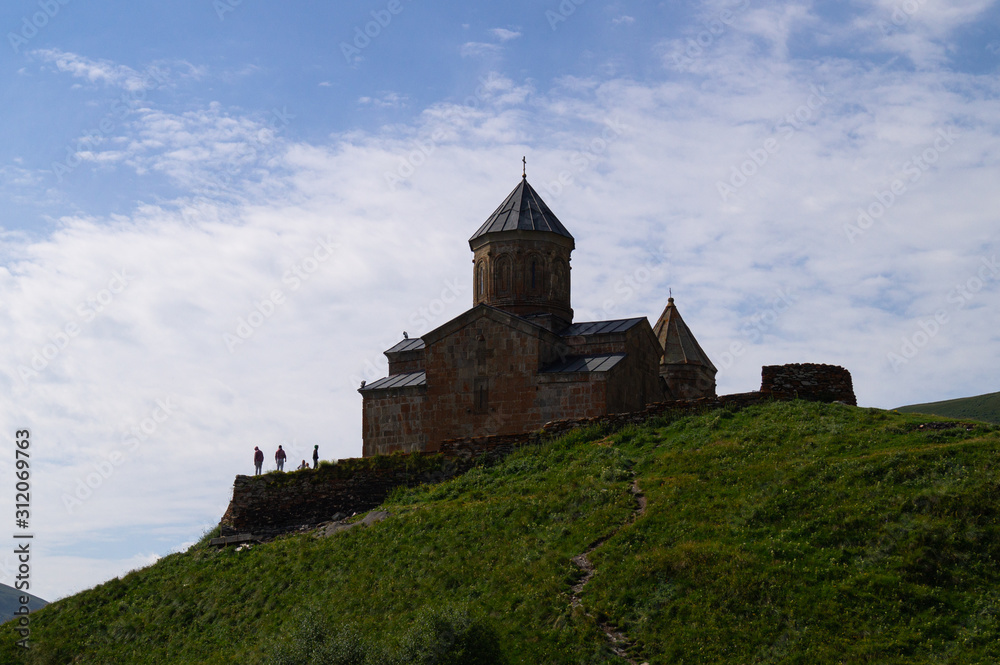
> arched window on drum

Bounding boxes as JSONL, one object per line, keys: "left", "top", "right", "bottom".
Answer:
{"left": 495, "top": 256, "right": 513, "bottom": 296}
{"left": 475, "top": 260, "right": 487, "bottom": 301}
{"left": 528, "top": 254, "right": 545, "bottom": 296}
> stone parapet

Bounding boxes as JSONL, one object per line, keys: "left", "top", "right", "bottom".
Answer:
{"left": 760, "top": 363, "right": 856, "bottom": 406}
{"left": 221, "top": 364, "right": 855, "bottom": 537}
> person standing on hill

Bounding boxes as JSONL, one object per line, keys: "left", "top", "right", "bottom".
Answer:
{"left": 275, "top": 445, "right": 286, "bottom": 471}
{"left": 253, "top": 446, "right": 264, "bottom": 475}
{"left": 313, "top": 444, "right": 319, "bottom": 469}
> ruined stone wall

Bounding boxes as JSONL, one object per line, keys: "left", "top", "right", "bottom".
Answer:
{"left": 219, "top": 454, "right": 464, "bottom": 538}
{"left": 760, "top": 363, "right": 856, "bottom": 406}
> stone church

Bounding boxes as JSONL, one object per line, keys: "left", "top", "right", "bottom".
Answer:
{"left": 359, "top": 175, "right": 716, "bottom": 457}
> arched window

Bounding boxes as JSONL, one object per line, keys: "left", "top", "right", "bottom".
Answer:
{"left": 552, "top": 258, "right": 567, "bottom": 298}
{"left": 528, "top": 254, "right": 544, "bottom": 295}
{"left": 496, "top": 256, "right": 512, "bottom": 295}
{"left": 476, "top": 261, "right": 486, "bottom": 299}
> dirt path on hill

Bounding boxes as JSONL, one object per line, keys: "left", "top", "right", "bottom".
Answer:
{"left": 569, "top": 476, "right": 648, "bottom": 665}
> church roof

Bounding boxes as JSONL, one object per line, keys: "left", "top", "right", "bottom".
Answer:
{"left": 541, "top": 353, "right": 626, "bottom": 373}
{"left": 560, "top": 317, "right": 646, "bottom": 336}
{"left": 385, "top": 338, "right": 425, "bottom": 354}
{"left": 359, "top": 371, "right": 426, "bottom": 392}
{"left": 653, "top": 298, "right": 717, "bottom": 371}
{"left": 469, "top": 178, "right": 573, "bottom": 242}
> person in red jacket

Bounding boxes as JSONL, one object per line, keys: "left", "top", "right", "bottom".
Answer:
{"left": 275, "top": 445, "right": 286, "bottom": 471}
{"left": 253, "top": 446, "right": 264, "bottom": 475}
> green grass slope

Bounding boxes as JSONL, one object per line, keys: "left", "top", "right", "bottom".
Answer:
{"left": 3, "top": 401, "right": 1000, "bottom": 664}
{"left": 896, "top": 390, "right": 1000, "bottom": 424}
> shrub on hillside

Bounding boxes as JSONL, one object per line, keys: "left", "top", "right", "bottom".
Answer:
{"left": 266, "top": 606, "right": 505, "bottom": 665}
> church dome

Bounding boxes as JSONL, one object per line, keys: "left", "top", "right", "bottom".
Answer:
{"left": 469, "top": 177, "right": 573, "bottom": 243}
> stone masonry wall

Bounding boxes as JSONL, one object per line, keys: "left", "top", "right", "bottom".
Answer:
{"left": 222, "top": 363, "right": 855, "bottom": 537}
{"left": 760, "top": 363, "right": 856, "bottom": 406}
{"left": 219, "top": 454, "right": 466, "bottom": 539}
{"left": 361, "top": 386, "right": 428, "bottom": 457}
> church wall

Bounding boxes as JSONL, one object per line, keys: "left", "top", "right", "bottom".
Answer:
{"left": 361, "top": 386, "right": 428, "bottom": 457}
{"left": 606, "top": 350, "right": 662, "bottom": 413}
{"left": 560, "top": 325, "right": 662, "bottom": 412}
{"left": 536, "top": 373, "right": 609, "bottom": 423}
{"left": 422, "top": 314, "right": 545, "bottom": 450}
{"left": 661, "top": 364, "right": 717, "bottom": 400}
{"left": 387, "top": 353, "right": 424, "bottom": 375}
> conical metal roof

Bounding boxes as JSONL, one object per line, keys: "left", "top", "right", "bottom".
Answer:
{"left": 469, "top": 177, "right": 573, "bottom": 242}
{"left": 653, "top": 298, "right": 717, "bottom": 371}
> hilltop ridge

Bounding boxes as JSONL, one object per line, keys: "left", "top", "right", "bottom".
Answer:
{"left": 897, "top": 390, "right": 1000, "bottom": 424}
{"left": 3, "top": 400, "right": 999, "bottom": 664}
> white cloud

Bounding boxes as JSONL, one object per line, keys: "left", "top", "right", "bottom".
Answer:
{"left": 612, "top": 15, "right": 635, "bottom": 25}
{"left": 490, "top": 28, "right": 522, "bottom": 41}
{"left": 358, "top": 92, "right": 408, "bottom": 109}
{"left": 460, "top": 41, "right": 502, "bottom": 58}
{"left": 31, "top": 48, "right": 176, "bottom": 92}
{"left": 847, "top": 0, "right": 996, "bottom": 68}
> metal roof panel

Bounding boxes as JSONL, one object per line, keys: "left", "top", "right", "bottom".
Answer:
{"left": 360, "top": 371, "right": 427, "bottom": 392}
{"left": 470, "top": 178, "right": 573, "bottom": 241}
{"left": 385, "top": 338, "right": 425, "bottom": 354}
{"left": 541, "top": 353, "right": 626, "bottom": 373}
{"left": 559, "top": 317, "right": 645, "bottom": 337}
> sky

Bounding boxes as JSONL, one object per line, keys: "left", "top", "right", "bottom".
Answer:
{"left": 0, "top": 0, "right": 997, "bottom": 601}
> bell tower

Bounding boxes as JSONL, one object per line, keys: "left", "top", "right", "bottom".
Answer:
{"left": 469, "top": 175, "right": 574, "bottom": 331}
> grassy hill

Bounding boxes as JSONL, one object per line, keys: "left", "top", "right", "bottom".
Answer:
{"left": 3, "top": 400, "right": 1000, "bottom": 664}
{"left": 896, "top": 391, "right": 1000, "bottom": 424}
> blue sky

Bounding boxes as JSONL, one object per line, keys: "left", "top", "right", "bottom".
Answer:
{"left": 0, "top": 0, "right": 998, "bottom": 601}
